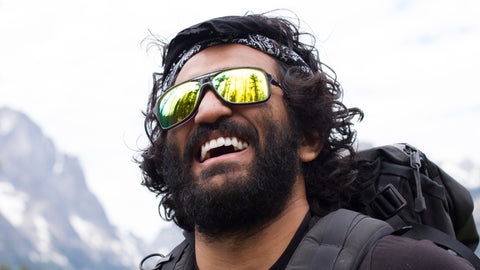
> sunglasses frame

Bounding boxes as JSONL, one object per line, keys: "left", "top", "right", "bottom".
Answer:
{"left": 154, "top": 66, "right": 284, "bottom": 130}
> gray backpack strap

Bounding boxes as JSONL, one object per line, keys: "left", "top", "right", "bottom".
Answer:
{"left": 286, "top": 209, "right": 394, "bottom": 270}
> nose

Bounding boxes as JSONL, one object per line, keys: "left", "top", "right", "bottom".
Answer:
{"left": 193, "top": 89, "right": 233, "bottom": 125}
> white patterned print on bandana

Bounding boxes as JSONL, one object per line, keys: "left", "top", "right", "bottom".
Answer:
{"left": 159, "top": 34, "right": 313, "bottom": 98}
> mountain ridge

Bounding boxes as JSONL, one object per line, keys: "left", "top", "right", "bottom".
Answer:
{"left": 0, "top": 107, "right": 147, "bottom": 269}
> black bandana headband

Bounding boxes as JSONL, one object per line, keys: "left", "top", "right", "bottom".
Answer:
{"left": 160, "top": 34, "right": 312, "bottom": 96}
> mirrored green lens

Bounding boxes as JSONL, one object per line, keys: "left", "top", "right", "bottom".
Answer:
{"left": 158, "top": 81, "right": 201, "bottom": 129}
{"left": 212, "top": 68, "right": 269, "bottom": 103}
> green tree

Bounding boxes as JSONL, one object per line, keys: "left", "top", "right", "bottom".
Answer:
{"left": 248, "top": 73, "right": 260, "bottom": 102}
{"left": 213, "top": 74, "right": 227, "bottom": 94}
{"left": 174, "top": 89, "right": 198, "bottom": 121}
{"left": 223, "top": 76, "right": 236, "bottom": 102}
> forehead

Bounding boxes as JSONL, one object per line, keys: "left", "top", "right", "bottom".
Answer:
{"left": 174, "top": 44, "right": 279, "bottom": 84}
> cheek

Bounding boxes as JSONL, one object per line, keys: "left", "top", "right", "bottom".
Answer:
{"left": 165, "top": 128, "right": 189, "bottom": 157}
{"left": 247, "top": 102, "right": 287, "bottom": 145}
{"left": 264, "top": 98, "right": 290, "bottom": 126}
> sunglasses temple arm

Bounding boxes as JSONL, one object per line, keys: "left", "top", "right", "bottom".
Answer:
{"left": 271, "top": 79, "right": 287, "bottom": 95}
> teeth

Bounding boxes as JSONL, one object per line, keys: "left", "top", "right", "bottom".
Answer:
{"left": 232, "top": 137, "right": 238, "bottom": 147}
{"left": 200, "top": 136, "right": 249, "bottom": 162}
{"left": 210, "top": 139, "right": 217, "bottom": 148}
{"left": 217, "top": 137, "right": 225, "bottom": 146}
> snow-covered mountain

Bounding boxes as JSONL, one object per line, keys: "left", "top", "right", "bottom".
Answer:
{"left": 0, "top": 107, "right": 151, "bottom": 269}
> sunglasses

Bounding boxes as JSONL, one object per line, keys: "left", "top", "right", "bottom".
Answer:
{"left": 154, "top": 66, "right": 283, "bottom": 130}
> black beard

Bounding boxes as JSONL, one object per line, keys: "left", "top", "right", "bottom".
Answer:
{"left": 161, "top": 116, "right": 300, "bottom": 239}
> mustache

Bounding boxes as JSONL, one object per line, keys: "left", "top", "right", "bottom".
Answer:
{"left": 183, "top": 117, "right": 258, "bottom": 161}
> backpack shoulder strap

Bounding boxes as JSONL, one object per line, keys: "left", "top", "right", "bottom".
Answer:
{"left": 286, "top": 209, "right": 393, "bottom": 270}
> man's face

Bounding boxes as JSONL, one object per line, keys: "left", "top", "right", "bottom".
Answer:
{"left": 168, "top": 44, "right": 292, "bottom": 187}
{"left": 161, "top": 44, "right": 302, "bottom": 236}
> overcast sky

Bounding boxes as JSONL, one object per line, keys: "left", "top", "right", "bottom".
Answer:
{"left": 1, "top": 0, "right": 479, "bottom": 240}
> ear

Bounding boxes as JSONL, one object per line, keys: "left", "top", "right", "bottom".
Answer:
{"left": 298, "top": 132, "right": 324, "bottom": 163}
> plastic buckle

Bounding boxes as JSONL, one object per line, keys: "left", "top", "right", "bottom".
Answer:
{"left": 370, "top": 184, "right": 407, "bottom": 219}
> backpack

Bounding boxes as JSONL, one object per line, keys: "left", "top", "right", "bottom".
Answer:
{"left": 140, "top": 143, "right": 480, "bottom": 269}
{"left": 354, "top": 143, "right": 479, "bottom": 267}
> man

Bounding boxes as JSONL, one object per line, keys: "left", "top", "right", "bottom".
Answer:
{"left": 139, "top": 13, "right": 475, "bottom": 269}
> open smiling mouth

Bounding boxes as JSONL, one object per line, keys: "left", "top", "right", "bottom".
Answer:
{"left": 199, "top": 136, "right": 249, "bottom": 163}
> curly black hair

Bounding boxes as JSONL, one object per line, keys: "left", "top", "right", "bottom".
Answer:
{"left": 139, "top": 12, "right": 364, "bottom": 228}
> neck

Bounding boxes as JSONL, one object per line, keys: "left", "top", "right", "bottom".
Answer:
{"left": 194, "top": 178, "right": 309, "bottom": 270}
